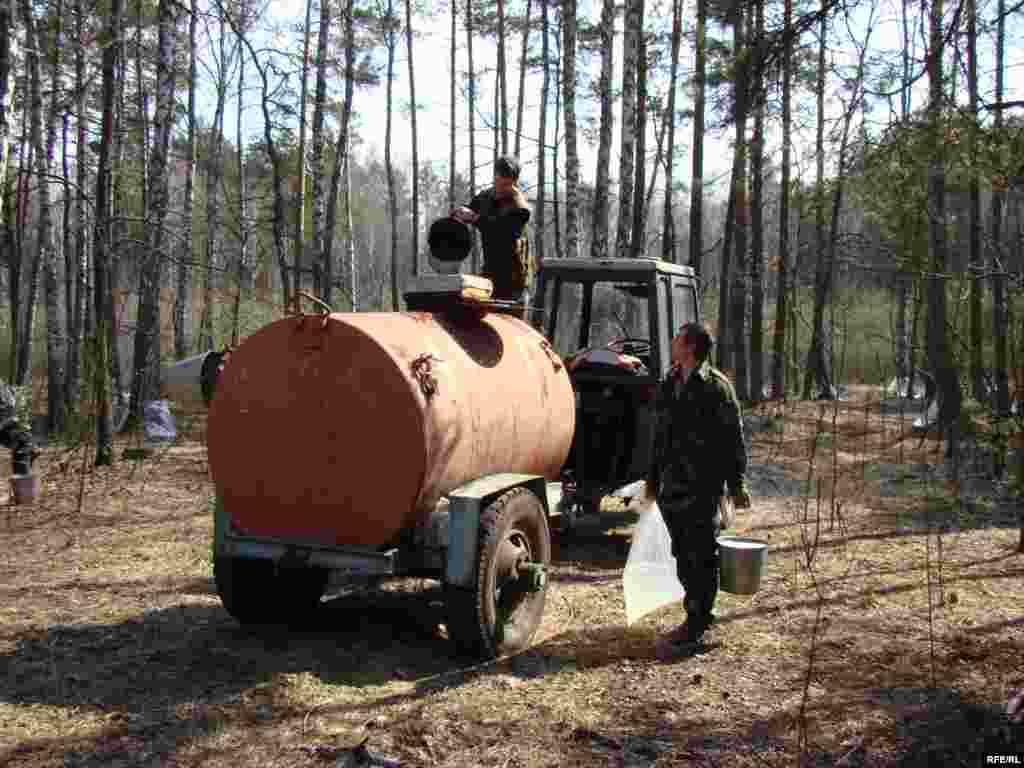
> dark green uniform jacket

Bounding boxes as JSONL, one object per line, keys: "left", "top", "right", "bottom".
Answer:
{"left": 469, "top": 187, "right": 532, "bottom": 300}
{"left": 649, "top": 361, "right": 749, "bottom": 503}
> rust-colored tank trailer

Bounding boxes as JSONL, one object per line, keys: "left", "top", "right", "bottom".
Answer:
{"left": 208, "top": 310, "right": 574, "bottom": 546}
{"left": 207, "top": 285, "right": 575, "bottom": 658}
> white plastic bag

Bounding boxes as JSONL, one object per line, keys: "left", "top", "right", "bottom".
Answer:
{"left": 623, "top": 499, "right": 686, "bottom": 625}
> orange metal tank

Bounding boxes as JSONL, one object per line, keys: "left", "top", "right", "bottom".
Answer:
{"left": 207, "top": 310, "right": 575, "bottom": 547}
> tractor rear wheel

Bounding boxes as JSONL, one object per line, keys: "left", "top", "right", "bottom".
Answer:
{"left": 446, "top": 487, "right": 551, "bottom": 658}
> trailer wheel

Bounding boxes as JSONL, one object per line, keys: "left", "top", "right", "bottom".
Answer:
{"left": 215, "top": 556, "right": 326, "bottom": 625}
{"left": 447, "top": 486, "right": 551, "bottom": 658}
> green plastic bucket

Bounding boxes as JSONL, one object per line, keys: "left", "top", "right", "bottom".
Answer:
{"left": 717, "top": 536, "right": 768, "bottom": 595}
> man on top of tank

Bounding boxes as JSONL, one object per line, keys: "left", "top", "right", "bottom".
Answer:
{"left": 450, "top": 156, "right": 534, "bottom": 309}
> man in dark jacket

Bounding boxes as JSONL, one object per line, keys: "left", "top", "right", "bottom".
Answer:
{"left": 0, "top": 382, "right": 36, "bottom": 476}
{"left": 451, "top": 155, "right": 533, "bottom": 311}
{"left": 646, "top": 323, "right": 751, "bottom": 656}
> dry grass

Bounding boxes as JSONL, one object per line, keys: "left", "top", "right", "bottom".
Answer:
{"left": 1, "top": 389, "right": 1022, "bottom": 767}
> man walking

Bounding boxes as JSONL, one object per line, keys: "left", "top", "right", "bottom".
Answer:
{"left": 646, "top": 323, "right": 751, "bottom": 656}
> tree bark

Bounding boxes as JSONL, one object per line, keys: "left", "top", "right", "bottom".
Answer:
{"left": 497, "top": 0, "right": 508, "bottom": 155}
{"left": 513, "top": 0, "right": 531, "bottom": 159}
{"left": 749, "top": 0, "right": 766, "bottom": 402}
{"left": 616, "top": 0, "right": 640, "bottom": 256}
{"left": 293, "top": 0, "right": 314, "bottom": 308}
{"left": 688, "top": 0, "right": 706, "bottom": 278}
{"left": 991, "top": 0, "right": 1008, "bottom": 416}
{"left": 770, "top": 0, "right": 793, "bottom": 400}
{"left": 324, "top": 0, "right": 355, "bottom": 307}
{"left": 803, "top": 3, "right": 833, "bottom": 400}
{"left": 590, "top": 0, "right": 614, "bottom": 261}
{"left": 562, "top": 0, "right": 579, "bottom": 260}
{"left": 728, "top": 8, "right": 750, "bottom": 400}
{"left": 68, "top": 0, "right": 89, "bottom": 409}
{"left": 466, "top": 0, "right": 479, "bottom": 272}
{"left": 93, "top": 0, "right": 122, "bottom": 466}
{"left": 130, "top": 0, "right": 178, "bottom": 424}
{"left": 662, "top": 0, "right": 682, "bottom": 263}
{"left": 967, "top": 0, "right": 983, "bottom": 402}
{"left": 630, "top": 12, "right": 647, "bottom": 259}
{"left": 310, "top": 0, "right": 331, "bottom": 297}
{"left": 174, "top": 0, "right": 197, "bottom": 359}
{"left": 384, "top": 0, "right": 399, "bottom": 309}
{"left": 232, "top": 4, "right": 248, "bottom": 345}
{"left": 536, "top": 0, "right": 549, "bottom": 268}
{"left": 405, "top": 0, "right": 419, "bottom": 278}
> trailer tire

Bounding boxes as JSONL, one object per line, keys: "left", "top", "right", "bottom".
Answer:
{"left": 447, "top": 486, "right": 550, "bottom": 658}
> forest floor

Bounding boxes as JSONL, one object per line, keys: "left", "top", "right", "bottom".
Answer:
{"left": 1, "top": 387, "right": 1022, "bottom": 767}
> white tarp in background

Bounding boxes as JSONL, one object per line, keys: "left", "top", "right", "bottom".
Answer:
{"left": 143, "top": 400, "right": 177, "bottom": 444}
{"left": 623, "top": 499, "right": 686, "bottom": 625}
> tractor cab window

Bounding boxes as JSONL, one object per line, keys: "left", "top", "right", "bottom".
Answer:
{"left": 545, "top": 279, "right": 651, "bottom": 364}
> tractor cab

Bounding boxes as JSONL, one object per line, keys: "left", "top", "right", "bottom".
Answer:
{"left": 536, "top": 257, "right": 700, "bottom": 528}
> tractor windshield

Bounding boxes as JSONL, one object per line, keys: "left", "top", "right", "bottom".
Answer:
{"left": 545, "top": 280, "right": 650, "bottom": 359}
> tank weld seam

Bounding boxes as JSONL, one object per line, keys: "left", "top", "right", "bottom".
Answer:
{"left": 411, "top": 353, "right": 442, "bottom": 399}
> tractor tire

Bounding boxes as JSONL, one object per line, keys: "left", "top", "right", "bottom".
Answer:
{"left": 446, "top": 486, "right": 551, "bottom": 658}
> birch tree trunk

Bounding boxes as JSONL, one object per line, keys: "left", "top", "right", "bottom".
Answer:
{"left": 466, "top": 0, "right": 479, "bottom": 271}
{"left": 561, "top": 0, "right": 579, "bottom": 260}
{"left": 728, "top": 8, "right": 750, "bottom": 400}
{"left": 590, "top": 0, "right": 614, "bottom": 261}
{"left": 616, "top": 0, "right": 640, "bottom": 255}
{"left": 93, "top": 0, "right": 122, "bottom": 466}
{"left": 497, "top": 0, "right": 508, "bottom": 154}
{"left": 894, "top": 0, "right": 913, "bottom": 390}
{"left": 135, "top": 0, "right": 149, "bottom": 215}
{"left": 68, "top": 0, "right": 89, "bottom": 408}
{"left": 449, "top": 0, "right": 457, "bottom": 211}
{"left": 231, "top": 8, "right": 247, "bottom": 345}
{"left": 130, "top": 0, "right": 178, "bottom": 421}
{"left": 174, "top": 0, "right": 197, "bottom": 359}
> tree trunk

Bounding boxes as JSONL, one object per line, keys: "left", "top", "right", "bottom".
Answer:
{"left": 384, "top": 0, "right": 399, "bottom": 310}
{"left": 466, "top": 0, "right": 479, "bottom": 272}
{"left": 93, "top": 0, "right": 122, "bottom": 466}
{"left": 562, "top": 0, "right": 579, "bottom": 260}
{"left": 967, "top": 0, "right": 983, "bottom": 402}
{"left": 135, "top": 0, "right": 149, "bottom": 215}
{"left": 749, "top": 0, "right": 765, "bottom": 402}
{"left": 894, "top": 0, "right": 913, "bottom": 390}
{"left": 616, "top": 0, "right": 640, "bottom": 255}
{"left": 174, "top": 0, "right": 197, "bottom": 359}
{"left": 513, "top": 0, "right": 531, "bottom": 159}
{"left": 200, "top": 16, "right": 229, "bottom": 351}
{"left": 324, "top": 0, "right": 355, "bottom": 307}
{"left": 68, "top": 0, "right": 89, "bottom": 409}
{"left": 232, "top": 9, "right": 247, "bottom": 346}
{"left": 497, "top": 0, "right": 508, "bottom": 154}
{"left": 630, "top": 10, "right": 647, "bottom": 260}
{"left": 804, "top": 4, "right": 832, "bottom": 400}
{"left": 293, "top": 0, "right": 314, "bottom": 308}
{"left": 590, "top": 0, "right": 614, "bottom": 261}
{"left": 23, "top": 0, "right": 67, "bottom": 433}
{"left": 449, "top": 0, "right": 457, "bottom": 212}
{"left": 0, "top": 0, "right": 12, "bottom": 226}
{"left": 770, "top": 0, "right": 793, "bottom": 399}
{"left": 130, "top": 0, "right": 178, "bottom": 423}
{"left": 688, "top": 0, "right": 706, "bottom": 278}
{"left": 536, "top": 0, "right": 549, "bottom": 267}
{"left": 662, "top": 0, "right": 682, "bottom": 263}
{"left": 925, "top": 0, "right": 960, "bottom": 460}
{"left": 991, "top": 0, "right": 1008, "bottom": 416}
{"left": 405, "top": 0, "right": 419, "bottom": 278}
{"left": 310, "top": 0, "right": 330, "bottom": 298}
{"left": 728, "top": 8, "right": 750, "bottom": 400}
